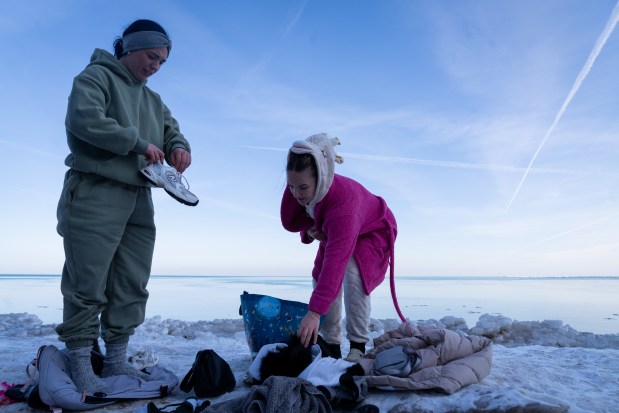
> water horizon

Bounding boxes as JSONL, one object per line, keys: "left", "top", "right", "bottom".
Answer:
{"left": 1, "top": 274, "right": 617, "bottom": 335}
{"left": 2, "top": 273, "right": 618, "bottom": 280}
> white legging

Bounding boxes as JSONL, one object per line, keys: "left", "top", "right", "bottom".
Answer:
{"left": 317, "top": 257, "right": 371, "bottom": 345}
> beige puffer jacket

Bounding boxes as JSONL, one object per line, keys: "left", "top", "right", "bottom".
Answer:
{"left": 357, "top": 322, "right": 493, "bottom": 394}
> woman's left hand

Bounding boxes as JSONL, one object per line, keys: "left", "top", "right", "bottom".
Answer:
{"left": 298, "top": 311, "right": 320, "bottom": 348}
{"left": 171, "top": 148, "right": 192, "bottom": 173}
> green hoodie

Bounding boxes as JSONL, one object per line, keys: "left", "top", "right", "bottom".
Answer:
{"left": 64, "top": 48, "right": 190, "bottom": 186}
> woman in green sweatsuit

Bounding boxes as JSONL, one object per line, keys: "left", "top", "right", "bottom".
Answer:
{"left": 55, "top": 19, "right": 192, "bottom": 394}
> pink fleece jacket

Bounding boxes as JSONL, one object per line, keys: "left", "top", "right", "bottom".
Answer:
{"left": 281, "top": 174, "right": 397, "bottom": 315}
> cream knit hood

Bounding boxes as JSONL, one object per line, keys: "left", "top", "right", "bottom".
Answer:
{"left": 289, "top": 133, "right": 344, "bottom": 217}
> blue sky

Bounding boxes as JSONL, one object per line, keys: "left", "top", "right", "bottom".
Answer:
{"left": 1, "top": 0, "right": 618, "bottom": 277}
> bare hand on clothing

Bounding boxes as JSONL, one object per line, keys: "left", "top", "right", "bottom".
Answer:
{"left": 171, "top": 148, "right": 192, "bottom": 174}
{"left": 144, "top": 143, "right": 165, "bottom": 164}
{"left": 298, "top": 311, "right": 320, "bottom": 347}
{"left": 308, "top": 227, "right": 326, "bottom": 241}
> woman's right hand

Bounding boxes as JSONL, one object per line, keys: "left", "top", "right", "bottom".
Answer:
{"left": 307, "top": 227, "right": 326, "bottom": 241}
{"left": 144, "top": 144, "right": 165, "bottom": 164}
{"left": 298, "top": 311, "right": 321, "bottom": 348}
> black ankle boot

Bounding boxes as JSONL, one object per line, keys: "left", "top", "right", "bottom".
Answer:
{"left": 349, "top": 341, "right": 366, "bottom": 354}
{"left": 327, "top": 343, "right": 342, "bottom": 359}
{"left": 317, "top": 335, "right": 342, "bottom": 359}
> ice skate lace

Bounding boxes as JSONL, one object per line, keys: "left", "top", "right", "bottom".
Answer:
{"left": 129, "top": 350, "right": 160, "bottom": 369}
{"left": 163, "top": 165, "right": 191, "bottom": 190}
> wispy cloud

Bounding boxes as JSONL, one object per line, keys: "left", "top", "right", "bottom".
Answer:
{"left": 0, "top": 139, "right": 64, "bottom": 160}
{"left": 203, "top": 197, "right": 279, "bottom": 221}
{"left": 504, "top": 1, "right": 619, "bottom": 214}
{"left": 4, "top": 186, "right": 60, "bottom": 198}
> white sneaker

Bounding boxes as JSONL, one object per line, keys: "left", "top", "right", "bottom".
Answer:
{"left": 141, "top": 162, "right": 199, "bottom": 206}
{"left": 344, "top": 348, "right": 365, "bottom": 362}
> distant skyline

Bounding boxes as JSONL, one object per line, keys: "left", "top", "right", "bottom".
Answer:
{"left": 1, "top": 0, "right": 618, "bottom": 277}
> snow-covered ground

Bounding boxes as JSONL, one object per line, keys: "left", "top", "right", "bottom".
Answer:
{"left": 1, "top": 312, "right": 618, "bottom": 412}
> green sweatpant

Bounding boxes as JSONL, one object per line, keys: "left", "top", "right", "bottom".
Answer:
{"left": 55, "top": 169, "right": 156, "bottom": 348}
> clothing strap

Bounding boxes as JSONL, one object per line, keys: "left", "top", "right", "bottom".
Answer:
{"left": 180, "top": 366, "right": 196, "bottom": 393}
{"left": 380, "top": 197, "right": 407, "bottom": 323}
{"left": 389, "top": 231, "right": 406, "bottom": 323}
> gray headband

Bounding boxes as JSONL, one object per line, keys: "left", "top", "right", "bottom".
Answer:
{"left": 122, "top": 31, "right": 171, "bottom": 54}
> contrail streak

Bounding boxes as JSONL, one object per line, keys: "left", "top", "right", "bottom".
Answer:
{"left": 282, "top": 0, "right": 308, "bottom": 37}
{"left": 239, "top": 145, "right": 570, "bottom": 174}
{"left": 503, "top": 1, "right": 619, "bottom": 215}
{"left": 521, "top": 212, "right": 619, "bottom": 249}
{"left": 341, "top": 152, "right": 567, "bottom": 174}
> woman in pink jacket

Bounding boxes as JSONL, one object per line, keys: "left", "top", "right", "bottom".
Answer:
{"left": 281, "top": 133, "right": 400, "bottom": 362}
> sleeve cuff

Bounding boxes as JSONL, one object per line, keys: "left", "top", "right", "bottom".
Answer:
{"left": 132, "top": 138, "right": 149, "bottom": 154}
